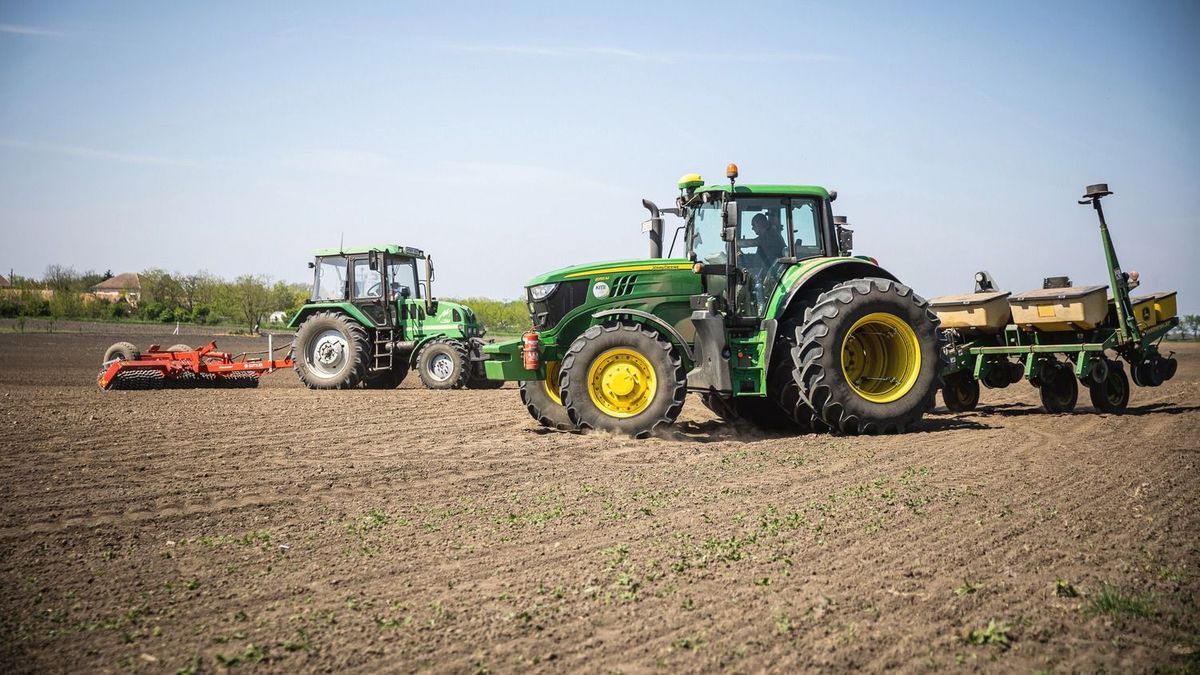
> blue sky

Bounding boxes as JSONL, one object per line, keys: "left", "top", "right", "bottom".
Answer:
{"left": 1, "top": 1, "right": 1197, "bottom": 310}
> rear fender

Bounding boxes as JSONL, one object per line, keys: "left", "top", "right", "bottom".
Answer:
{"left": 765, "top": 259, "right": 899, "bottom": 367}
{"left": 773, "top": 260, "right": 899, "bottom": 322}
{"left": 289, "top": 303, "right": 374, "bottom": 330}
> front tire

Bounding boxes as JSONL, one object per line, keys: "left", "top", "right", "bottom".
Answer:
{"left": 416, "top": 338, "right": 470, "bottom": 390}
{"left": 792, "top": 278, "right": 941, "bottom": 434}
{"left": 293, "top": 311, "right": 371, "bottom": 389}
{"left": 519, "top": 361, "right": 574, "bottom": 430}
{"left": 560, "top": 323, "right": 686, "bottom": 438}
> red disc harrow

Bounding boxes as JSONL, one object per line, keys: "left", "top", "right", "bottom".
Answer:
{"left": 97, "top": 339, "right": 294, "bottom": 391}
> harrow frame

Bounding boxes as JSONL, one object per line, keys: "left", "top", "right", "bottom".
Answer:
{"left": 98, "top": 337, "right": 294, "bottom": 391}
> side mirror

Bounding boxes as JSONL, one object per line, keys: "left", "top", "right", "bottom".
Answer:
{"left": 836, "top": 225, "right": 854, "bottom": 256}
{"left": 307, "top": 261, "right": 316, "bottom": 269}
{"left": 368, "top": 250, "right": 380, "bottom": 271}
{"left": 722, "top": 201, "right": 738, "bottom": 227}
{"left": 424, "top": 256, "right": 437, "bottom": 314}
{"left": 720, "top": 201, "right": 738, "bottom": 242}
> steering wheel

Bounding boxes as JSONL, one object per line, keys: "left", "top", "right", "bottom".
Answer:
{"left": 365, "top": 282, "right": 382, "bottom": 298}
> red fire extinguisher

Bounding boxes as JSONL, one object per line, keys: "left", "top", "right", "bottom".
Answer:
{"left": 522, "top": 329, "right": 540, "bottom": 371}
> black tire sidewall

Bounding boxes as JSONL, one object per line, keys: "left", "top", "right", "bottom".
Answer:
{"left": 942, "top": 371, "right": 980, "bottom": 412}
{"left": 104, "top": 341, "right": 140, "bottom": 362}
{"left": 1040, "top": 362, "right": 1078, "bottom": 412}
{"left": 294, "top": 312, "right": 368, "bottom": 389}
{"left": 561, "top": 324, "right": 685, "bottom": 437}
{"left": 797, "top": 279, "right": 941, "bottom": 434}
{"left": 417, "top": 340, "right": 468, "bottom": 390}
{"left": 519, "top": 379, "right": 574, "bottom": 429}
{"left": 1088, "top": 362, "right": 1129, "bottom": 413}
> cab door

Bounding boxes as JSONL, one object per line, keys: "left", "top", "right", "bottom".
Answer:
{"left": 350, "top": 253, "right": 391, "bottom": 327}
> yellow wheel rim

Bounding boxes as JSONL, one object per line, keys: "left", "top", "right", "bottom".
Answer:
{"left": 840, "top": 312, "right": 922, "bottom": 404}
{"left": 586, "top": 348, "right": 657, "bottom": 418}
{"left": 543, "top": 360, "right": 563, "bottom": 405}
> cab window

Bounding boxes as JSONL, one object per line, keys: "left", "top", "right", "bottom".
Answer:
{"left": 353, "top": 259, "right": 382, "bottom": 299}
{"left": 386, "top": 258, "right": 420, "bottom": 299}
{"left": 790, "top": 200, "right": 821, "bottom": 258}
{"left": 315, "top": 257, "right": 347, "bottom": 301}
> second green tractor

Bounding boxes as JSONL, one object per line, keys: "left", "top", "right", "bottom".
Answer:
{"left": 289, "top": 245, "right": 499, "bottom": 390}
{"left": 485, "top": 165, "right": 943, "bottom": 437}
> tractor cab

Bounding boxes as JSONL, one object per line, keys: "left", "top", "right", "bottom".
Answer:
{"left": 678, "top": 165, "right": 839, "bottom": 320}
{"left": 307, "top": 245, "right": 436, "bottom": 329}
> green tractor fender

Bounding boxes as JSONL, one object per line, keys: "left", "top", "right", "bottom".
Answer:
{"left": 763, "top": 258, "right": 899, "bottom": 368}
{"left": 589, "top": 308, "right": 696, "bottom": 370}
{"left": 288, "top": 302, "right": 376, "bottom": 330}
{"left": 770, "top": 258, "right": 899, "bottom": 320}
{"left": 406, "top": 333, "right": 455, "bottom": 367}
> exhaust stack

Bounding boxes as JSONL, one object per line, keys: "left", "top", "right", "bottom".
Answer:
{"left": 642, "top": 199, "right": 664, "bottom": 258}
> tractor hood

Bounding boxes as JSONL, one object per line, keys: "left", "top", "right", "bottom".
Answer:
{"left": 525, "top": 257, "right": 694, "bottom": 287}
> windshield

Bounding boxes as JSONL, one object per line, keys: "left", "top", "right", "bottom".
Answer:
{"left": 689, "top": 202, "right": 726, "bottom": 264}
{"left": 386, "top": 258, "right": 420, "bottom": 299}
{"left": 688, "top": 196, "right": 824, "bottom": 263}
{"left": 314, "top": 257, "right": 348, "bottom": 301}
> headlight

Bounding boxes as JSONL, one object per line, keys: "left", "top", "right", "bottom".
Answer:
{"left": 528, "top": 283, "right": 558, "bottom": 301}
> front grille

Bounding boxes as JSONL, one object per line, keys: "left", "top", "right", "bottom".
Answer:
{"left": 529, "top": 279, "right": 589, "bottom": 330}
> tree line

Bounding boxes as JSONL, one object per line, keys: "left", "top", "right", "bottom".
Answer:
{"left": 1, "top": 265, "right": 308, "bottom": 329}
{"left": 1, "top": 265, "right": 531, "bottom": 334}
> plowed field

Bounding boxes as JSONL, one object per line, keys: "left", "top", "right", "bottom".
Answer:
{"left": 1, "top": 330, "right": 1197, "bottom": 673}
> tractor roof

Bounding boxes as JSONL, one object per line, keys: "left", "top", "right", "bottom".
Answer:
{"left": 696, "top": 184, "right": 830, "bottom": 199}
{"left": 311, "top": 244, "right": 426, "bottom": 258}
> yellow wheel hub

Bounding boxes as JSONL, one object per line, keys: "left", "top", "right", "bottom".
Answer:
{"left": 587, "top": 348, "right": 657, "bottom": 417}
{"left": 544, "top": 361, "right": 563, "bottom": 405}
{"left": 840, "top": 312, "right": 922, "bottom": 404}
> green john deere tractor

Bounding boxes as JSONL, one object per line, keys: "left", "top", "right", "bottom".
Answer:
{"left": 289, "top": 245, "right": 498, "bottom": 390}
{"left": 484, "top": 164, "right": 942, "bottom": 437}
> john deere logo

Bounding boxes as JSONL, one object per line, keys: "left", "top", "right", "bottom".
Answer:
{"left": 593, "top": 281, "right": 610, "bottom": 298}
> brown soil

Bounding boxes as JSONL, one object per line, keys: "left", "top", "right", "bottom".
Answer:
{"left": 1, "top": 332, "right": 1197, "bottom": 673}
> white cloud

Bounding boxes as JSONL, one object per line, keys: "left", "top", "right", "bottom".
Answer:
{"left": 0, "top": 139, "right": 217, "bottom": 169}
{"left": 449, "top": 44, "right": 644, "bottom": 59}
{"left": 0, "top": 23, "right": 66, "bottom": 37}
{"left": 448, "top": 43, "right": 838, "bottom": 64}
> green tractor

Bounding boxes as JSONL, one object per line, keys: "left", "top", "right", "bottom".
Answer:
{"left": 484, "top": 165, "right": 942, "bottom": 437}
{"left": 288, "top": 245, "right": 498, "bottom": 390}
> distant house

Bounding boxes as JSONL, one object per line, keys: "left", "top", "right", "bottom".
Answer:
{"left": 268, "top": 310, "right": 289, "bottom": 324}
{"left": 90, "top": 272, "right": 141, "bottom": 306}
{"left": 0, "top": 274, "right": 10, "bottom": 288}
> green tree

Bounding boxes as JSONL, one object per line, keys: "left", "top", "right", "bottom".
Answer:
{"left": 1183, "top": 314, "right": 1200, "bottom": 340}
{"left": 140, "top": 269, "right": 182, "bottom": 308}
{"left": 234, "top": 274, "right": 272, "bottom": 330}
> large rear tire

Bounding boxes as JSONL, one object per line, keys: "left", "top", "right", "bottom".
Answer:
{"left": 560, "top": 323, "right": 686, "bottom": 438}
{"left": 415, "top": 338, "right": 470, "bottom": 390}
{"left": 293, "top": 311, "right": 371, "bottom": 389}
{"left": 519, "top": 361, "right": 574, "bottom": 430}
{"left": 792, "top": 278, "right": 941, "bottom": 434}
